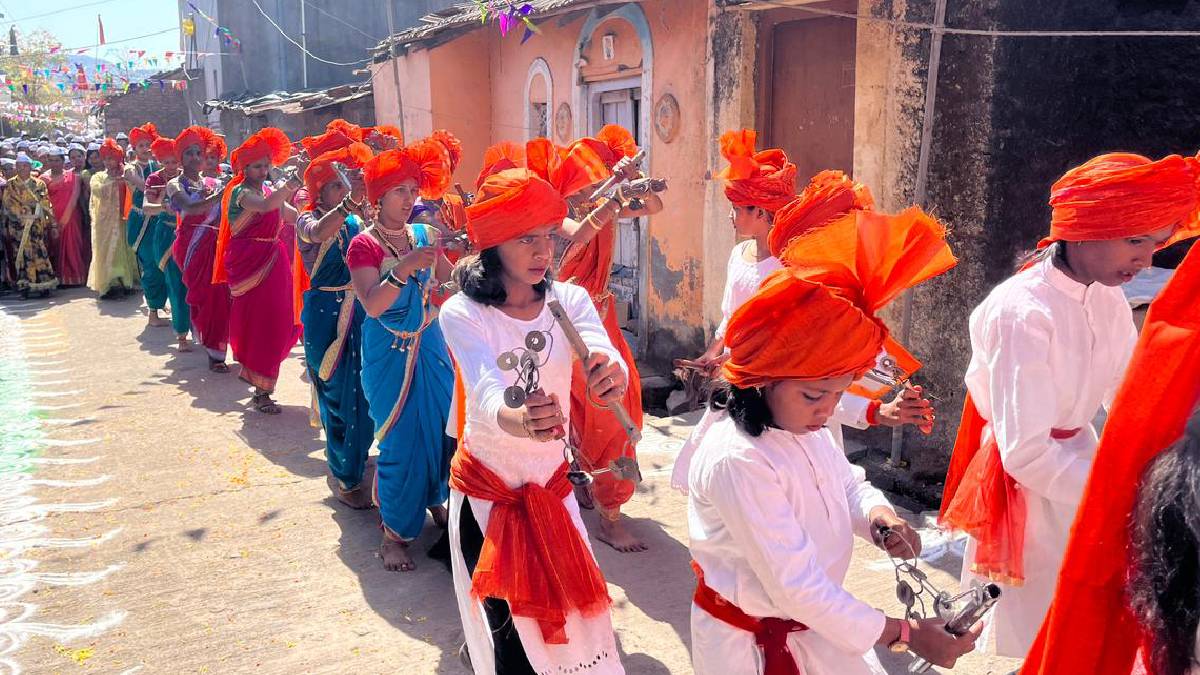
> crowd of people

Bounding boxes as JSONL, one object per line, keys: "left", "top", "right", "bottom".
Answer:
{"left": 3, "top": 116, "right": 1199, "bottom": 675}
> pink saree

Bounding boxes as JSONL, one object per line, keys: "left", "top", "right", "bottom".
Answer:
{"left": 172, "top": 175, "right": 231, "bottom": 362}
{"left": 223, "top": 185, "right": 298, "bottom": 391}
{"left": 47, "top": 170, "right": 87, "bottom": 286}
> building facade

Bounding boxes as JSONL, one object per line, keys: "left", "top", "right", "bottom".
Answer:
{"left": 371, "top": 0, "right": 1200, "bottom": 483}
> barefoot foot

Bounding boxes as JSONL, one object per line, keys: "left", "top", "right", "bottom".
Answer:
{"left": 429, "top": 504, "right": 448, "bottom": 529}
{"left": 327, "top": 475, "right": 373, "bottom": 509}
{"left": 148, "top": 311, "right": 169, "bottom": 328}
{"left": 380, "top": 534, "right": 415, "bottom": 571}
{"left": 177, "top": 335, "right": 193, "bottom": 352}
{"left": 597, "top": 514, "right": 647, "bottom": 553}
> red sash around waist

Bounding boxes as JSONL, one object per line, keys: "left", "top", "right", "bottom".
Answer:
{"left": 691, "top": 560, "right": 809, "bottom": 675}
{"left": 449, "top": 448, "right": 611, "bottom": 645}
{"left": 940, "top": 391, "right": 1082, "bottom": 586}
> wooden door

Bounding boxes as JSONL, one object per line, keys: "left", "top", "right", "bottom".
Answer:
{"left": 769, "top": 17, "right": 856, "bottom": 184}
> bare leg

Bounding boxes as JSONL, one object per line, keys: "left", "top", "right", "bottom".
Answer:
{"left": 147, "top": 309, "right": 169, "bottom": 327}
{"left": 380, "top": 531, "right": 415, "bottom": 572}
{"left": 597, "top": 509, "right": 647, "bottom": 553}
{"left": 429, "top": 504, "right": 448, "bottom": 529}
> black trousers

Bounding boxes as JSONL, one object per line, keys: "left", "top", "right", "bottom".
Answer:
{"left": 458, "top": 495, "right": 537, "bottom": 675}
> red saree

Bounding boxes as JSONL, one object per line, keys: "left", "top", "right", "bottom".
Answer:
{"left": 47, "top": 170, "right": 87, "bottom": 286}
{"left": 172, "top": 176, "right": 231, "bottom": 362}
{"left": 223, "top": 185, "right": 299, "bottom": 391}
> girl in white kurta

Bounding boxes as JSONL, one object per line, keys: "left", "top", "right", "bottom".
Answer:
{"left": 687, "top": 206, "right": 973, "bottom": 674}
{"left": 941, "top": 150, "right": 1195, "bottom": 659}
{"left": 440, "top": 167, "right": 629, "bottom": 675}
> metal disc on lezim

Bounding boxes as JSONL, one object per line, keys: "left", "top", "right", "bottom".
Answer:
{"left": 503, "top": 385, "right": 527, "bottom": 408}
{"left": 496, "top": 352, "right": 519, "bottom": 371}
{"left": 525, "top": 331, "right": 547, "bottom": 352}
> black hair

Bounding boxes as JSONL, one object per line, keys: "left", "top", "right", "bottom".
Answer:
{"left": 708, "top": 382, "right": 776, "bottom": 437}
{"left": 453, "top": 247, "right": 553, "bottom": 307}
{"left": 1129, "top": 413, "right": 1200, "bottom": 675}
{"left": 1014, "top": 240, "right": 1062, "bottom": 272}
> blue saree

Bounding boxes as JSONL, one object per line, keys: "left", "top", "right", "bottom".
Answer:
{"left": 300, "top": 213, "right": 374, "bottom": 490}
{"left": 359, "top": 224, "right": 453, "bottom": 540}
{"left": 126, "top": 161, "right": 167, "bottom": 310}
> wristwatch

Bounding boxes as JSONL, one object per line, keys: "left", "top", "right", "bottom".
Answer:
{"left": 889, "top": 618, "right": 912, "bottom": 653}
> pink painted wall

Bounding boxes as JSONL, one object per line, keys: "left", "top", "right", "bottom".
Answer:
{"left": 377, "top": 1, "right": 714, "bottom": 364}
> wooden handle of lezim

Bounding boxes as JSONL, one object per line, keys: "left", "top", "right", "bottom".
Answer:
{"left": 546, "top": 299, "right": 641, "bottom": 444}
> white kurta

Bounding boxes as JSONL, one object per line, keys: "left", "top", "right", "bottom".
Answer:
{"left": 439, "top": 281, "right": 628, "bottom": 675}
{"left": 688, "top": 414, "right": 892, "bottom": 675}
{"left": 960, "top": 253, "right": 1137, "bottom": 657}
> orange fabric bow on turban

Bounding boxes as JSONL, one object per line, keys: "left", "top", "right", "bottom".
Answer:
{"left": 1045, "top": 151, "right": 1200, "bottom": 249}
{"left": 303, "top": 142, "right": 373, "bottom": 210}
{"left": 99, "top": 138, "right": 124, "bottom": 163}
{"left": 213, "top": 128, "right": 294, "bottom": 284}
{"left": 769, "top": 170, "right": 875, "bottom": 258}
{"left": 722, "top": 207, "right": 956, "bottom": 387}
{"left": 364, "top": 124, "right": 402, "bottom": 145}
{"left": 128, "top": 123, "right": 159, "bottom": 147}
{"left": 325, "top": 119, "right": 363, "bottom": 141}
{"left": 571, "top": 124, "right": 637, "bottom": 170}
{"left": 301, "top": 129, "right": 357, "bottom": 160}
{"left": 715, "top": 129, "right": 797, "bottom": 213}
{"left": 475, "top": 141, "right": 526, "bottom": 189}
{"left": 466, "top": 168, "right": 568, "bottom": 250}
{"left": 362, "top": 139, "right": 451, "bottom": 204}
{"left": 525, "top": 137, "right": 610, "bottom": 199}
{"left": 175, "top": 126, "right": 215, "bottom": 157}
{"left": 432, "top": 129, "right": 463, "bottom": 173}
{"left": 150, "top": 138, "right": 177, "bottom": 162}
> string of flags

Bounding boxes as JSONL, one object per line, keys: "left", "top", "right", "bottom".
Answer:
{"left": 184, "top": 2, "right": 242, "bottom": 52}
{"left": 473, "top": 1, "right": 542, "bottom": 44}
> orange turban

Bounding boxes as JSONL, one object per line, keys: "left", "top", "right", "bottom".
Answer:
{"left": 525, "top": 137, "right": 609, "bottom": 199}
{"left": 769, "top": 170, "right": 875, "bottom": 258}
{"left": 128, "top": 123, "right": 159, "bottom": 147}
{"left": 715, "top": 129, "right": 797, "bottom": 213}
{"left": 150, "top": 138, "right": 177, "bottom": 162}
{"left": 303, "top": 142, "right": 372, "bottom": 209}
{"left": 431, "top": 129, "right": 463, "bottom": 173}
{"left": 721, "top": 207, "right": 956, "bottom": 387}
{"left": 476, "top": 141, "right": 525, "bottom": 189}
{"left": 572, "top": 124, "right": 637, "bottom": 170}
{"left": 175, "top": 126, "right": 215, "bottom": 157}
{"left": 1045, "top": 152, "right": 1200, "bottom": 249}
{"left": 99, "top": 138, "right": 124, "bottom": 163}
{"left": 466, "top": 168, "right": 568, "bottom": 250}
{"left": 362, "top": 139, "right": 451, "bottom": 204}
{"left": 301, "top": 129, "right": 356, "bottom": 159}
{"left": 208, "top": 134, "right": 227, "bottom": 160}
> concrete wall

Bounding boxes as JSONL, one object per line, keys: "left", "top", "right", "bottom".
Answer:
{"left": 183, "top": 0, "right": 458, "bottom": 96}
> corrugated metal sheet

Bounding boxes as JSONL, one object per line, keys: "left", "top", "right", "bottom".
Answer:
{"left": 203, "top": 83, "right": 372, "bottom": 116}
{"left": 373, "top": 0, "right": 601, "bottom": 55}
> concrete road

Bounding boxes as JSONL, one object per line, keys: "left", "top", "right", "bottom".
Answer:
{"left": 1, "top": 289, "right": 1020, "bottom": 674}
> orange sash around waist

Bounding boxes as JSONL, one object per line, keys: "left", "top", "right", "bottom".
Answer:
{"left": 940, "top": 392, "right": 1080, "bottom": 586}
{"left": 449, "top": 448, "right": 611, "bottom": 644}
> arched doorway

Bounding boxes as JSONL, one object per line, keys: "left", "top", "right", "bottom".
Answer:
{"left": 572, "top": 4, "right": 653, "bottom": 353}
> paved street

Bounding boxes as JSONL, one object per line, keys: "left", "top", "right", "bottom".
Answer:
{"left": 1, "top": 288, "right": 1020, "bottom": 674}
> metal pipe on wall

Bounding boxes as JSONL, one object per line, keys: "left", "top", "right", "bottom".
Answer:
{"left": 889, "top": 0, "right": 948, "bottom": 467}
